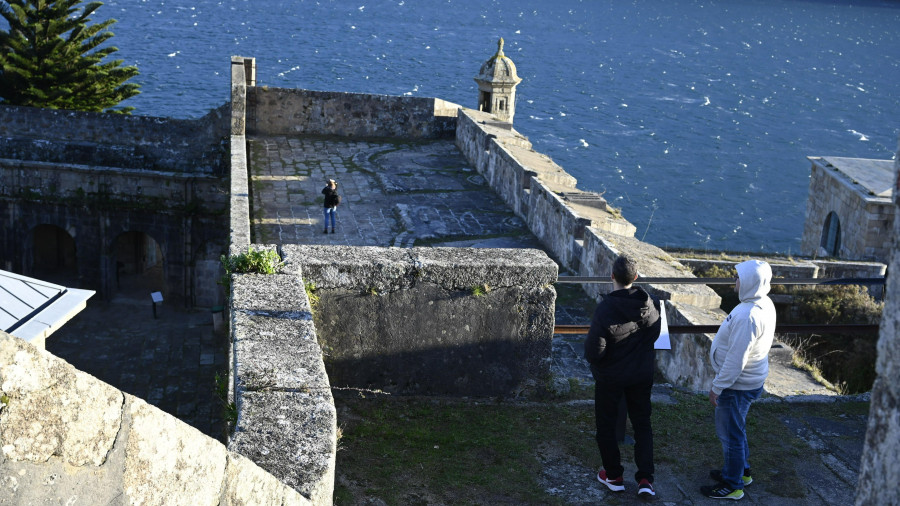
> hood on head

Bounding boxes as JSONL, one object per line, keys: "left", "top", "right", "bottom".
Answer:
{"left": 736, "top": 260, "right": 772, "bottom": 302}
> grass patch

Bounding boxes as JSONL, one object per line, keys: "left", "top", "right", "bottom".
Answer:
{"left": 333, "top": 391, "right": 856, "bottom": 504}
{"left": 335, "top": 396, "right": 592, "bottom": 505}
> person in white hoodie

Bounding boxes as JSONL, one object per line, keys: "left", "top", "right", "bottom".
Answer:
{"left": 701, "top": 260, "right": 776, "bottom": 501}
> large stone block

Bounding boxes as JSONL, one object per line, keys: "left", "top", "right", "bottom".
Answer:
{"left": 291, "top": 245, "right": 557, "bottom": 396}
{"left": 0, "top": 332, "right": 122, "bottom": 467}
{"left": 229, "top": 391, "right": 336, "bottom": 504}
{"left": 124, "top": 397, "right": 228, "bottom": 506}
{"left": 232, "top": 311, "right": 328, "bottom": 392}
{"left": 224, "top": 453, "right": 313, "bottom": 506}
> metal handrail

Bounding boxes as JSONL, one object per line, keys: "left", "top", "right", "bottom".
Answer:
{"left": 554, "top": 324, "right": 880, "bottom": 335}
{"left": 556, "top": 276, "right": 885, "bottom": 285}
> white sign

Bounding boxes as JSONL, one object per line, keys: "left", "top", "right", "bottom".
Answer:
{"left": 655, "top": 300, "right": 671, "bottom": 350}
{"left": 151, "top": 292, "right": 163, "bottom": 303}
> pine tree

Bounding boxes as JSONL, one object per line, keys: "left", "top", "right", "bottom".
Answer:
{"left": 0, "top": 0, "right": 139, "bottom": 113}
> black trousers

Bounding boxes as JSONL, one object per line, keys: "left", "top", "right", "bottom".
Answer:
{"left": 594, "top": 378, "right": 654, "bottom": 482}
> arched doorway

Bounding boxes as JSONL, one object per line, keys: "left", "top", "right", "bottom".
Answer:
{"left": 113, "top": 231, "right": 165, "bottom": 296}
{"left": 820, "top": 211, "right": 841, "bottom": 257}
{"left": 32, "top": 224, "right": 78, "bottom": 285}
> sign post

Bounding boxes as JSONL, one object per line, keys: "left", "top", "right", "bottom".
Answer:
{"left": 151, "top": 292, "right": 163, "bottom": 319}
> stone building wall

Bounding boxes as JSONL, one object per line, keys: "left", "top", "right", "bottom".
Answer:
{"left": 247, "top": 87, "right": 459, "bottom": 139}
{"left": 801, "top": 160, "right": 895, "bottom": 262}
{"left": 855, "top": 142, "right": 900, "bottom": 506}
{"left": 0, "top": 159, "right": 228, "bottom": 306}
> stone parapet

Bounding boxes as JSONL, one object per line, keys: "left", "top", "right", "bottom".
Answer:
{"left": 455, "top": 109, "right": 634, "bottom": 269}
{"left": 247, "top": 87, "right": 458, "bottom": 139}
{"left": 677, "top": 257, "right": 886, "bottom": 297}
{"left": 283, "top": 244, "right": 558, "bottom": 396}
{"left": 0, "top": 158, "right": 225, "bottom": 211}
{"left": 229, "top": 134, "right": 251, "bottom": 255}
{"left": 228, "top": 270, "right": 336, "bottom": 504}
{"left": 580, "top": 229, "right": 722, "bottom": 310}
{"left": 0, "top": 104, "right": 229, "bottom": 174}
{"left": 0, "top": 331, "right": 310, "bottom": 505}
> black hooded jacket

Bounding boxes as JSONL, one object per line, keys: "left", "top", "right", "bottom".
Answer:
{"left": 584, "top": 287, "right": 661, "bottom": 383}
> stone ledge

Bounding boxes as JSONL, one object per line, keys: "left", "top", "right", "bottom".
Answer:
{"left": 233, "top": 312, "right": 328, "bottom": 393}
{"left": 228, "top": 267, "right": 337, "bottom": 504}
{"left": 229, "top": 390, "right": 336, "bottom": 504}
{"left": 232, "top": 271, "right": 308, "bottom": 313}
{"left": 582, "top": 228, "right": 723, "bottom": 310}
{"left": 282, "top": 244, "right": 558, "bottom": 292}
{"left": 0, "top": 332, "right": 122, "bottom": 467}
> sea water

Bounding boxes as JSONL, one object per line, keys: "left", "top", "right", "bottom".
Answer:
{"left": 91, "top": 0, "right": 900, "bottom": 252}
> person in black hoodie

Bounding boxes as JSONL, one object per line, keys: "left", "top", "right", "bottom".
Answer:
{"left": 322, "top": 179, "right": 340, "bottom": 234}
{"left": 585, "top": 254, "right": 661, "bottom": 498}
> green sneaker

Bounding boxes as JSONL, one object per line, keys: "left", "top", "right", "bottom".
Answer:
{"left": 701, "top": 483, "right": 744, "bottom": 500}
{"left": 710, "top": 469, "right": 752, "bottom": 486}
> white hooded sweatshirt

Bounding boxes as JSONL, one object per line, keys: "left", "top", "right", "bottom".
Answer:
{"left": 709, "top": 260, "right": 776, "bottom": 395}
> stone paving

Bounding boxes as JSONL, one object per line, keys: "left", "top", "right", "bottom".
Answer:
{"left": 248, "top": 135, "right": 542, "bottom": 249}
{"left": 46, "top": 291, "right": 229, "bottom": 442}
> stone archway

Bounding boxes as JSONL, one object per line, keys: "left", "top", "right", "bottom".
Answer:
{"left": 31, "top": 224, "right": 78, "bottom": 285}
{"left": 113, "top": 231, "right": 165, "bottom": 297}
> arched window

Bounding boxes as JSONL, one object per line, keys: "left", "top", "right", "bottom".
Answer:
{"left": 820, "top": 212, "right": 841, "bottom": 257}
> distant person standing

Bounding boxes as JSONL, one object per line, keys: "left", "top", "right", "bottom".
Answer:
{"left": 322, "top": 178, "right": 340, "bottom": 234}
{"left": 584, "top": 254, "right": 661, "bottom": 498}
{"left": 701, "top": 260, "right": 775, "bottom": 501}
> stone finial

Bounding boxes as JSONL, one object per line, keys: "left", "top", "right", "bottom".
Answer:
{"left": 497, "top": 38, "right": 505, "bottom": 57}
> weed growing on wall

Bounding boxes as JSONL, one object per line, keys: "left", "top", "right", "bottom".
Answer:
{"left": 219, "top": 247, "right": 283, "bottom": 288}
{"left": 221, "top": 247, "right": 282, "bottom": 275}
{"left": 471, "top": 284, "right": 491, "bottom": 298}
{"left": 213, "top": 373, "right": 237, "bottom": 437}
{"left": 305, "top": 281, "right": 320, "bottom": 311}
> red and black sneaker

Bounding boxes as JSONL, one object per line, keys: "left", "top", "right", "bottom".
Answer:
{"left": 597, "top": 469, "right": 625, "bottom": 492}
{"left": 638, "top": 478, "right": 655, "bottom": 497}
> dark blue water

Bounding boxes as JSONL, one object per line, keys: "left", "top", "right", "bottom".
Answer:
{"left": 86, "top": 0, "right": 900, "bottom": 252}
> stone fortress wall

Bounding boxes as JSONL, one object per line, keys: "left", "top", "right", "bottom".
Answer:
{"left": 2, "top": 51, "right": 892, "bottom": 505}
{"left": 0, "top": 104, "right": 232, "bottom": 307}
{"left": 226, "top": 56, "right": 558, "bottom": 502}
{"left": 0, "top": 103, "right": 230, "bottom": 174}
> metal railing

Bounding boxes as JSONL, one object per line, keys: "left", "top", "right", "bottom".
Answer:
{"left": 556, "top": 276, "right": 885, "bottom": 286}
{"left": 554, "top": 275, "right": 884, "bottom": 335}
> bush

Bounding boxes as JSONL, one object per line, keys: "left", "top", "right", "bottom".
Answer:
{"left": 794, "top": 284, "right": 882, "bottom": 325}
{"left": 221, "top": 247, "right": 282, "bottom": 276}
{"left": 786, "top": 284, "right": 882, "bottom": 393}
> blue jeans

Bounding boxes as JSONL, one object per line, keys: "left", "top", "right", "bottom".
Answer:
{"left": 323, "top": 207, "right": 337, "bottom": 230}
{"left": 715, "top": 386, "right": 763, "bottom": 490}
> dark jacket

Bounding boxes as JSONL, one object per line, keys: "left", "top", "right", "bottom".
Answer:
{"left": 322, "top": 186, "right": 341, "bottom": 208}
{"left": 584, "top": 287, "right": 661, "bottom": 383}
